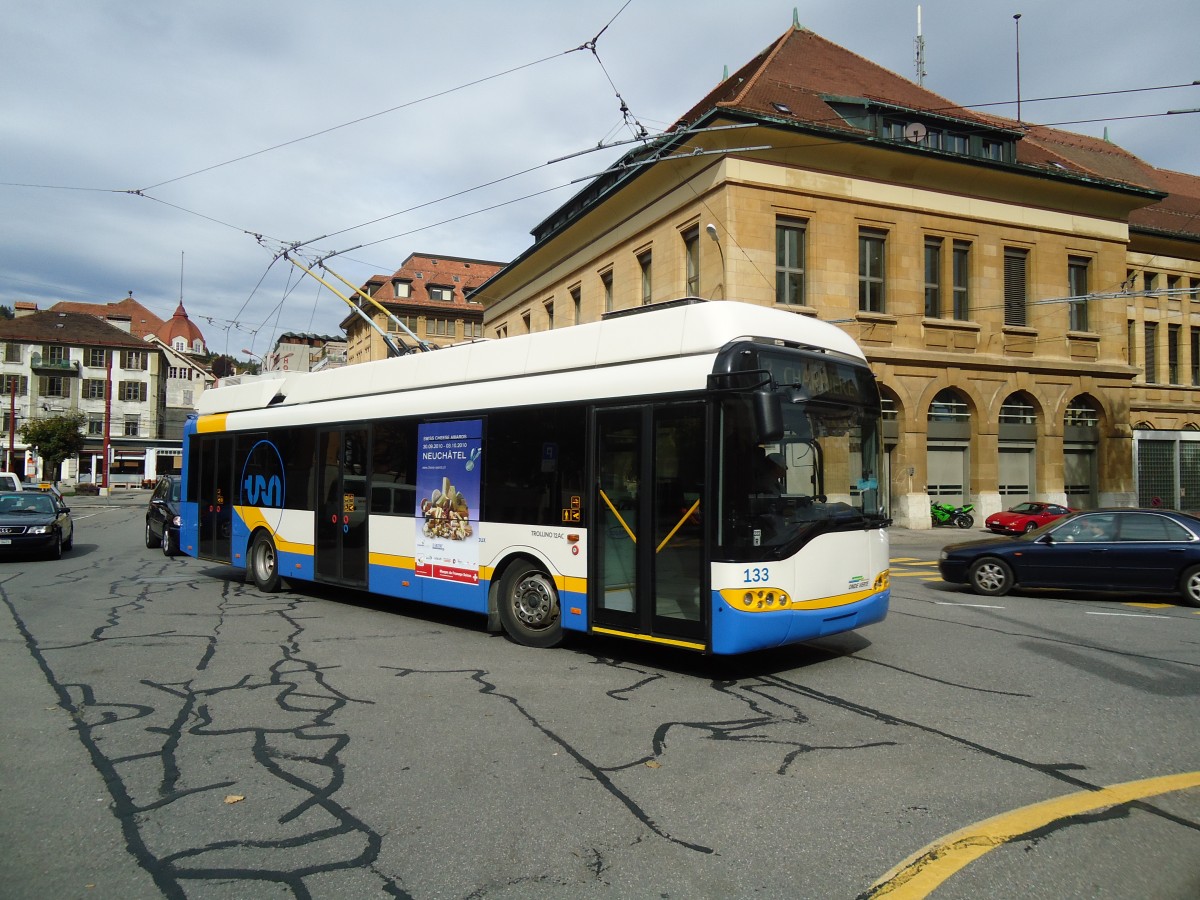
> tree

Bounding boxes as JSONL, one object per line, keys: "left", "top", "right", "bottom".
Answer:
{"left": 19, "top": 412, "right": 87, "bottom": 482}
{"left": 0, "top": 304, "right": 13, "bottom": 320}
{"left": 209, "top": 354, "right": 238, "bottom": 378}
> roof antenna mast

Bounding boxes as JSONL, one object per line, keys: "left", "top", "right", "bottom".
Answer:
{"left": 1013, "top": 13, "right": 1023, "bottom": 122}
{"left": 914, "top": 5, "right": 927, "bottom": 86}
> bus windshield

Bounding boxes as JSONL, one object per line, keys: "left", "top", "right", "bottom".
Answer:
{"left": 717, "top": 349, "right": 885, "bottom": 559}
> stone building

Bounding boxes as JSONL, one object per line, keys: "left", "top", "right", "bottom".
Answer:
{"left": 473, "top": 24, "right": 1200, "bottom": 528}
{"left": 342, "top": 253, "right": 504, "bottom": 363}
{"left": 0, "top": 309, "right": 164, "bottom": 484}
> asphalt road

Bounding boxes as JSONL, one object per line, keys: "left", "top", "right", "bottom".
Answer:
{"left": 1, "top": 496, "right": 1197, "bottom": 899}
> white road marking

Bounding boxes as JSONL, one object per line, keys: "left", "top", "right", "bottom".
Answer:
{"left": 934, "top": 602, "right": 1005, "bottom": 609}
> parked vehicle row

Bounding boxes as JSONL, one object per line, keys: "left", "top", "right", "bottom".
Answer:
{"left": 0, "top": 490, "right": 74, "bottom": 559}
{"left": 940, "top": 508, "right": 1200, "bottom": 606}
{"left": 145, "top": 475, "right": 182, "bottom": 556}
{"left": 931, "top": 500, "right": 974, "bottom": 528}
{"left": 984, "top": 501, "right": 1073, "bottom": 535}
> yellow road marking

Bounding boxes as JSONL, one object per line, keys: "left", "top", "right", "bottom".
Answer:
{"left": 867, "top": 771, "right": 1200, "bottom": 898}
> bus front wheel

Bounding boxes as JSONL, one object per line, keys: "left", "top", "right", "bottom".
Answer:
{"left": 498, "top": 561, "right": 562, "bottom": 648}
{"left": 249, "top": 532, "right": 282, "bottom": 593}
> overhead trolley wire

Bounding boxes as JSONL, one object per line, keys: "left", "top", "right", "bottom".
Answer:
{"left": 134, "top": 49, "right": 583, "bottom": 193}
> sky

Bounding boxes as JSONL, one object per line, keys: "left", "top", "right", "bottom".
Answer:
{"left": 3, "top": 0, "right": 1197, "bottom": 360}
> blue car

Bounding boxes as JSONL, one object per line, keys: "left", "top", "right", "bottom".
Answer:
{"left": 0, "top": 490, "right": 74, "bottom": 560}
{"left": 939, "top": 508, "right": 1200, "bottom": 607}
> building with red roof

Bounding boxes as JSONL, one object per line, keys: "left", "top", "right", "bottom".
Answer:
{"left": 342, "top": 253, "right": 505, "bottom": 363}
{"left": 477, "top": 22, "right": 1200, "bottom": 527}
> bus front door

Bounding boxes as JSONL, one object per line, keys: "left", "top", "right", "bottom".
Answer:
{"left": 315, "top": 427, "right": 369, "bottom": 587}
{"left": 592, "top": 404, "right": 707, "bottom": 648}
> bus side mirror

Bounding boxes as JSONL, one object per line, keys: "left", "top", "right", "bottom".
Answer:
{"left": 753, "top": 389, "right": 784, "bottom": 442}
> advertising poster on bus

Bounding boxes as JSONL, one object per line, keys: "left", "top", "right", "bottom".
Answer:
{"left": 415, "top": 420, "right": 482, "bottom": 584}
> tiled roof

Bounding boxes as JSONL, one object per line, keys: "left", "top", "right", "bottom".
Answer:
{"left": 48, "top": 296, "right": 166, "bottom": 339}
{"left": 156, "top": 301, "right": 207, "bottom": 349}
{"left": 680, "top": 26, "right": 1198, "bottom": 241}
{"left": 676, "top": 26, "right": 998, "bottom": 135}
{"left": 365, "top": 253, "right": 505, "bottom": 309}
{"left": 0, "top": 310, "right": 152, "bottom": 349}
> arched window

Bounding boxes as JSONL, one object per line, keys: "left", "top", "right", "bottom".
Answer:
{"left": 1064, "top": 397, "right": 1100, "bottom": 428}
{"left": 1000, "top": 392, "right": 1036, "bottom": 425}
{"left": 880, "top": 393, "right": 898, "bottom": 422}
{"left": 928, "top": 388, "right": 969, "bottom": 423}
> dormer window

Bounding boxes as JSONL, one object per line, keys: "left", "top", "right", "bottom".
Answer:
{"left": 393, "top": 279, "right": 412, "bottom": 299}
{"left": 428, "top": 285, "right": 453, "bottom": 302}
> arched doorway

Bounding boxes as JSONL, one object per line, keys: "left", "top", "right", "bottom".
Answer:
{"left": 1064, "top": 396, "right": 1101, "bottom": 509}
{"left": 999, "top": 391, "right": 1038, "bottom": 506}
{"left": 927, "top": 388, "right": 971, "bottom": 506}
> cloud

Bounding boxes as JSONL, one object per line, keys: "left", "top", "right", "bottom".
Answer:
{"left": 2, "top": 0, "right": 1196, "bottom": 348}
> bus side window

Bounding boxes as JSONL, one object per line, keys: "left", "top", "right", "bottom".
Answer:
{"left": 372, "top": 419, "right": 416, "bottom": 516}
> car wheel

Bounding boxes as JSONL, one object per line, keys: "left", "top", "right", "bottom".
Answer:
{"left": 62, "top": 527, "right": 73, "bottom": 552}
{"left": 161, "top": 529, "right": 175, "bottom": 557}
{"left": 145, "top": 519, "right": 160, "bottom": 549}
{"left": 498, "top": 560, "right": 563, "bottom": 648}
{"left": 1179, "top": 565, "right": 1200, "bottom": 608}
{"left": 49, "top": 531, "right": 63, "bottom": 561}
{"left": 968, "top": 557, "right": 1012, "bottom": 596}
{"left": 1022, "top": 521, "right": 1038, "bottom": 534}
{"left": 248, "top": 532, "right": 281, "bottom": 593}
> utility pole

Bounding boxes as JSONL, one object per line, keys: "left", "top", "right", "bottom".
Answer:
{"left": 101, "top": 348, "right": 113, "bottom": 496}
{"left": 7, "top": 376, "right": 15, "bottom": 472}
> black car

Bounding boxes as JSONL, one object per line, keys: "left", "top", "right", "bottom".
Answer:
{"left": 0, "top": 490, "right": 74, "bottom": 559}
{"left": 145, "top": 475, "right": 182, "bottom": 556}
{"left": 939, "top": 508, "right": 1200, "bottom": 606}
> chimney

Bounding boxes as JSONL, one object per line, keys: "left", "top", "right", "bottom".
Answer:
{"left": 106, "top": 314, "right": 133, "bottom": 333}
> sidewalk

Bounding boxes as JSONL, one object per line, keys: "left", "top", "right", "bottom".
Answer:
{"left": 62, "top": 489, "right": 149, "bottom": 507}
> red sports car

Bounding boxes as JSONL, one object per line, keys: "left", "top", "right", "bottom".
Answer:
{"left": 985, "top": 501, "right": 1074, "bottom": 535}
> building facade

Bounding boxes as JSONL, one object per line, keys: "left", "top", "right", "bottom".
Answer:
{"left": 261, "top": 333, "right": 348, "bottom": 373}
{"left": 0, "top": 310, "right": 165, "bottom": 484}
{"left": 474, "top": 25, "right": 1200, "bottom": 528}
{"left": 342, "top": 253, "right": 504, "bottom": 363}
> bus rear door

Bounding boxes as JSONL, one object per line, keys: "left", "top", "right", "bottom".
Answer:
{"left": 197, "top": 435, "right": 233, "bottom": 562}
{"left": 315, "top": 427, "right": 369, "bottom": 587}
{"left": 592, "top": 403, "right": 707, "bottom": 649}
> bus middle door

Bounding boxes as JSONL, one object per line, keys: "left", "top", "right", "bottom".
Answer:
{"left": 315, "top": 427, "right": 369, "bottom": 587}
{"left": 592, "top": 403, "right": 707, "bottom": 649}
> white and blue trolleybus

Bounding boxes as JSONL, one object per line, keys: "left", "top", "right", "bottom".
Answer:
{"left": 181, "top": 299, "right": 890, "bottom": 654}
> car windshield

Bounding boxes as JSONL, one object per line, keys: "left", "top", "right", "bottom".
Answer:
{"left": 1008, "top": 503, "right": 1039, "bottom": 513}
{"left": 0, "top": 494, "right": 54, "bottom": 515}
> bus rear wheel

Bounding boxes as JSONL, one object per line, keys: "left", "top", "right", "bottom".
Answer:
{"left": 498, "top": 561, "right": 562, "bottom": 648}
{"left": 249, "top": 532, "right": 282, "bottom": 593}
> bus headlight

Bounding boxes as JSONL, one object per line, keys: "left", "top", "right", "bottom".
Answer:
{"left": 723, "top": 588, "right": 792, "bottom": 611}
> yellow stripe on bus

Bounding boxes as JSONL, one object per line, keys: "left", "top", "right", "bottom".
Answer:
{"left": 591, "top": 627, "right": 706, "bottom": 651}
{"left": 196, "top": 414, "right": 228, "bottom": 434}
{"left": 236, "top": 508, "right": 312, "bottom": 556}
